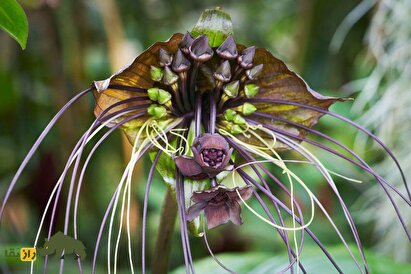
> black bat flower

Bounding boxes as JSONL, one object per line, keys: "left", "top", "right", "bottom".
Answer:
{"left": 1, "top": 7, "right": 410, "bottom": 274}
{"left": 186, "top": 185, "right": 253, "bottom": 229}
{"left": 174, "top": 133, "right": 233, "bottom": 179}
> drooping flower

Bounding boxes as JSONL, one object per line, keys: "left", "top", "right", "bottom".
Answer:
{"left": 1, "top": 7, "right": 410, "bottom": 274}
{"left": 186, "top": 185, "right": 253, "bottom": 229}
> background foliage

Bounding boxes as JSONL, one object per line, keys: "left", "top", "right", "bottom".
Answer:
{"left": 0, "top": 0, "right": 410, "bottom": 273}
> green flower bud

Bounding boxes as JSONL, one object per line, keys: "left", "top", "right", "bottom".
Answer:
{"left": 224, "top": 109, "right": 237, "bottom": 121}
{"left": 150, "top": 66, "right": 163, "bottom": 82}
{"left": 148, "top": 87, "right": 160, "bottom": 101}
{"left": 157, "top": 89, "right": 172, "bottom": 105}
{"left": 148, "top": 104, "right": 167, "bottom": 119}
{"left": 230, "top": 124, "right": 244, "bottom": 134}
{"left": 241, "top": 102, "right": 257, "bottom": 115}
{"left": 233, "top": 114, "right": 246, "bottom": 125}
{"left": 163, "top": 66, "right": 179, "bottom": 85}
{"left": 244, "top": 84, "right": 259, "bottom": 98}
{"left": 223, "top": 81, "right": 240, "bottom": 98}
{"left": 148, "top": 88, "right": 172, "bottom": 105}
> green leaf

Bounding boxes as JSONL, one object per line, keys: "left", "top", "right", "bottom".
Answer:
{"left": 0, "top": 0, "right": 28, "bottom": 49}
{"left": 170, "top": 245, "right": 411, "bottom": 274}
{"left": 191, "top": 8, "right": 233, "bottom": 48}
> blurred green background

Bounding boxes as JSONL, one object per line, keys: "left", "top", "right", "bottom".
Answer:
{"left": 1, "top": 0, "right": 410, "bottom": 273}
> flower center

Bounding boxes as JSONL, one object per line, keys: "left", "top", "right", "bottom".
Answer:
{"left": 202, "top": 148, "right": 225, "bottom": 167}
{"left": 209, "top": 192, "right": 228, "bottom": 205}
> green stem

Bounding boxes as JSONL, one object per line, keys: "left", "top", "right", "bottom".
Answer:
{"left": 151, "top": 188, "right": 178, "bottom": 274}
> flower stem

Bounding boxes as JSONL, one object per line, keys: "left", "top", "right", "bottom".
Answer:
{"left": 194, "top": 93, "right": 202, "bottom": 137}
{"left": 187, "top": 62, "right": 200, "bottom": 111}
{"left": 209, "top": 91, "right": 217, "bottom": 134}
{"left": 151, "top": 188, "right": 178, "bottom": 274}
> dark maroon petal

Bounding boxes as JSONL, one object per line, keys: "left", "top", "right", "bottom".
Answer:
{"left": 191, "top": 187, "right": 220, "bottom": 203}
{"left": 238, "top": 185, "right": 253, "bottom": 200}
{"left": 174, "top": 156, "right": 203, "bottom": 177}
{"left": 186, "top": 202, "right": 207, "bottom": 221}
{"left": 204, "top": 203, "right": 231, "bottom": 229}
{"left": 229, "top": 200, "right": 243, "bottom": 225}
{"left": 196, "top": 133, "right": 229, "bottom": 150}
{"left": 201, "top": 166, "right": 226, "bottom": 178}
{"left": 192, "top": 146, "right": 204, "bottom": 166}
{"left": 226, "top": 185, "right": 253, "bottom": 201}
{"left": 220, "top": 147, "right": 233, "bottom": 167}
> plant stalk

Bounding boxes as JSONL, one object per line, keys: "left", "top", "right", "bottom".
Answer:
{"left": 151, "top": 188, "right": 178, "bottom": 274}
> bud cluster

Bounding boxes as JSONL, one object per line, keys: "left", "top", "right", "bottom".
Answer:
{"left": 145, "top": 32, "right": 263, "bottom": 133}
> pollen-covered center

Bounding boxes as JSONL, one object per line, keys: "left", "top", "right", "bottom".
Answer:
{"left": 201, "top": 148, "right": 225, "bottom": 167}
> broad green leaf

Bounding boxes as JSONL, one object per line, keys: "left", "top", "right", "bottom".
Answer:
{"left": 0, "top": 0, "right": 28, "bottom": 49}
{"left": 191, "top": 8, "right": 233, "bottom": 48}
{"left": 170, "top": 245, "right": 411, "bottom": 274}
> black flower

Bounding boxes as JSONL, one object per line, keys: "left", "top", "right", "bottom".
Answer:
{"left": 186, "top": 185, "right": 253, "bottom": 229}
{"left": 174, "top": 133, "right": 233, "bottom": 179}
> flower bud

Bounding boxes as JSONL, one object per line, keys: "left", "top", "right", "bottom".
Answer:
{"left": 163, "top": 66, "right": 179, "bottom": 85}
{"left": 216, "top": 35, "right": 238, "bottom": 60}
{"left": 244, "top": 84, "right": 259, "bottom": 98}
{"left": 180, "top": 32, "right": 194, "bottom": 54}
{"left": 159, "top": 48, "right": 173, "bottom": 67}
{"left": 238, "top": 46, "right": 255, "bottom": 69}
{"left": 172, "top": 49, "right": 191, "bottom": 72}
{"left": 150, "top": 66, "right": 163, "bottom": 82}
{"left": 241, "top": 102, "right": 257, "bottom": 116}
{"left": 233, "top": 114, "right": 246, "bottom": 125}
{"left": 157, "top": 89, "right": 172, "bottom": 105}
{"left": 245, "top": 64, "right": 263, "bottom": 80}
{"left": 230, "top": 124, "right": 244, "bottom": 134}
{"left": 223, "top": 81, "right": 240, "bottom": 98}
{"left": 224, "top": 109, "right": 237, "bottom": 121}
{"left": 148, "top": 104, "right": 167, "bottom": 119}
{"left": 148, "top": 88, "right": 172, "bottom": 105}
{"left": 213, "top": 60, "right": 231, "bottom": 83}
{"left": 189, "top": 35, "right": 214, "bottom": 62}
